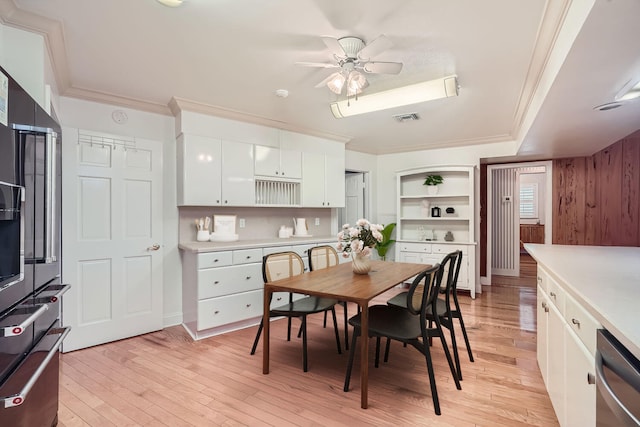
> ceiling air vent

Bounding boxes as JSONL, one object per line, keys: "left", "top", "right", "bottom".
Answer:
{"left": 393, "top": 112, "right": 420, "bottom": 122}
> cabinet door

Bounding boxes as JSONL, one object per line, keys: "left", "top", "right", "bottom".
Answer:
{"left": 324, "top": 153, "right": 345, "bottom": 207}
{"left": 301, "top": 152, "right": 325, "bottom": 207}
{"left": 547, "top": 302, "right": 566, "bottom": 426}
{"left": 537, "top": 286, "right": 549, "bottom": 387}
{"left": 280, "top": 148, "right": 302, "bottom": 179}
{"left": 178, "top": 134, "right": 222, "bottom": 205}
{"left": 254, "top": 145, "right": 280, "bottom": 177}
{"left": 221, "top": 141, "right": 255, "bottom": 206}
{"left": 565, "top": 325, "right": 596, "bottom": 427}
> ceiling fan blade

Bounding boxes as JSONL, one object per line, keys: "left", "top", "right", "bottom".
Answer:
{"left": 314, "top": 72, "right": 341, "bottom": 88}
{"left": 321, "top": 36, "right": 347, "bottom": 58}
{"left": 295, "top": 61, "right": 340, "bottom": 69}
{"left": 357, "top": 34, "right": 393, "bottom": 60}
{"left": 362, "top": 61, "right": 403, "bottom": 74}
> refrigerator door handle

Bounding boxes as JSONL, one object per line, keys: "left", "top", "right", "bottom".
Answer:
{"left": 0, "top": 304, "right": 48, "bottom": 337}
{"left": 44, "top": 130, "right": 57, "bottom": 263}
{"left": 1, "top": 327, "right": 69, "bottom": 408}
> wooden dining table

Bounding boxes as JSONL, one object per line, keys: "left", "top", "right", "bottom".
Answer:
{"left": 262, "top": 259, "right": 427, "bottom": 409}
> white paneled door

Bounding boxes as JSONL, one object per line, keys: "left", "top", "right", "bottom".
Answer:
{"left": 61, "top": 129, "right": 163, "bottom": 352}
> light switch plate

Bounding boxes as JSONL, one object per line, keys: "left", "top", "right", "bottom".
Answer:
{"left": 239, "top": 218, "right": 246, "bottom": 228}
{"left": 315, "top": 218, "right": 320, "bottom": 226}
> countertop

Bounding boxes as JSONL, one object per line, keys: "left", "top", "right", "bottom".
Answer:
{"left": 524, "top": 244, "right": 640, "bottom": 360}
{"left": 179, "top": 235, "right": 336, "bottom": 253}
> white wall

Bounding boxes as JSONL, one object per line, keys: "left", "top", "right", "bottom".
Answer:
{"left": 58, "top": 97, "right": 181, "bottom": 327}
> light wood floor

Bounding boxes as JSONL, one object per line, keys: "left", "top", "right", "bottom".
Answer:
{"left": 57, "top": 274, "right": 558, "bottom": 427}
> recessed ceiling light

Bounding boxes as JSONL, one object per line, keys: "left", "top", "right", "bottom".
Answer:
{"left": 156, "top": 0, "right": 184, "bottom": 7}
{"left": 275, "top": 89, "right": 289, "bottom": 98}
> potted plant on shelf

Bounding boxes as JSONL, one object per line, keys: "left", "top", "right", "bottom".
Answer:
{"left": 423, "top": 174, "right": 444, "bottom": 195}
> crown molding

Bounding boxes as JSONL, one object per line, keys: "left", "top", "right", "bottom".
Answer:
{"left": 169, "top": 97, "right": 351, "bottom": 144}
{"left": 358, "top": 133, "right": 515, "bottom": 155}
{"left": 65, "top": 86, "right": 172, "bottom": 115}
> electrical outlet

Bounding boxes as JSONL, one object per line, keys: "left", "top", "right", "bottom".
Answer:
{"left": 239, "top": 218, "right": 246, "bottom": 228}
{"left": 315, "top": 218, "right": 320, "bottom": 226}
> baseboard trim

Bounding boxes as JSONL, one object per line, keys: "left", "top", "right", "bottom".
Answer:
{"left": 163, "top": 312, "right": 183, "bottom": 328}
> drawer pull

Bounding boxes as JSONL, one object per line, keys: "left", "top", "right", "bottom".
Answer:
{"left": 246, "top": 256, "right": 251, "bottom": 259}
{"left": 549, "top": 291, "right": 556, "bottom": 298}
{"left": 541, "top": 302, "right": 549, "bottom": 313}
{"left": 587, "top": 372, "right": 595, "bottom": 385}
{"left": 246, "top": 276, "right": 251, "bottom": 280}
{"left": 571, "top": 318, "right": 581, "bottom": 327}
{"left": 246, "top": 304, "right": 251, "bottom": 308}
{"left": 213, "top": 259, "right": 219, "bottom": 263}
{"left": 214, "top": 310, "right": 219, "bottom": 315}
{"left": 213, "top": 281, "right": 219, "bottom": 285}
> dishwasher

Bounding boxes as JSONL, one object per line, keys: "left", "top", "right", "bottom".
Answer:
{"left": 596, "top": 329, "right": 640, "bottom": 427}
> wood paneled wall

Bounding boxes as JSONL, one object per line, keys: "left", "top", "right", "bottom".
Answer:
{"left": 553, "top": 130, "right": 640, "bottom": 246}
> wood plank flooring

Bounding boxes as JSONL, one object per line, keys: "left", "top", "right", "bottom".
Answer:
{"left": 57, "top": 271, "right": 558, "bottom": 427}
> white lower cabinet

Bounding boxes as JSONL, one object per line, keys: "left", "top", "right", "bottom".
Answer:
{"left": 396, "top": 242, "right": 474, "bottom": 297}
{"left": 536, "top": 266, "right": 598, "bottom": 427}
{"left": 181, "top": 241, "right": 333, "bottom": 340}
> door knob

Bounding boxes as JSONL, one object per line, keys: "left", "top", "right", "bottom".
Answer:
{"left": 147, "top": 244, "right": 160, "bottom": 251}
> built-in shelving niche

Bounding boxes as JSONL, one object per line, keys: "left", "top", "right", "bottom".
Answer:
{"left": 255, "top": 179, "right": 300, "bottom": 206}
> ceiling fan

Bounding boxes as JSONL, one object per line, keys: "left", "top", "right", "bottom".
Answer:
{"left": 296, "top": 35, "right": 403, "bottom": 97}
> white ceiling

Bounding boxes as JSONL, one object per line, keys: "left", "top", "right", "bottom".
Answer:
{"left": 3, "top": 0, "right": 640, "bottom": 157}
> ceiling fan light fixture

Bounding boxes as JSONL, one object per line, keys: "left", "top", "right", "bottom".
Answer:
{"left": 346, "top": 70, "right": 368, "bottom": 96}
{"left": 330, "top": 75, "right": 459, "bottom": 119}
{"left": 156, "top": 0, "right": 184, "bottom": 7}
{"left": 615, "top": 77, "right": 640, "bottom": 101}
{"left": 327, "top": 73, "right": 346, "bottom": 94}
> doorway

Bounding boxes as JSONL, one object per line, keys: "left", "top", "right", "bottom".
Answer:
{"left": 485, "top": 161, "right": 552, "bottom": 284}
{"left": 340, "top": 171, "right": 369, "bottom": 228}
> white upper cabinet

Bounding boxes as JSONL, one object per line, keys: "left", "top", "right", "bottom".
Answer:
{"left": 177, "top": 133, "right": 254, "bottom": 206}
{"left": 254, "top": 145, "right": 301, "bottom": 179}
{"left": 177, "top": 134, "right": 222, "bottom": 206}
{"left": 301, "top": 152, "right": 345, "bottom": 208}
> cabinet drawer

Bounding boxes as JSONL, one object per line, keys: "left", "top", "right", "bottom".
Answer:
{"left": 197, "top": 290, "right": 263, "bottom": 330}
{"left": 537, "top": 267, "right": 548, "bottom": 293}
{"left": 197, "top": 251, "right": 233, "bottom": 268}
{"left": 198, "top": 263, "right": 263, "bottom": 299}
{"left": 398, "top": 242, "right": 431, "bottom": 253}
{"left": 263, "top": 246, "right": 292, "bottom": 256}
{"left": 564, "top": 292, "right": 601, "bottom": 356}
{"left": 546, "top": 275, "right": 565, "bottom": 314}
{"left": 431, "top": 244, "right": 468, "bottom": 255}
{"left": 233, "top": 248, "right": 263, "bottom": 265}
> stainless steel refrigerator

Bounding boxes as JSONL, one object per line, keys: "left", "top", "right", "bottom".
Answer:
{"left": 0, "top": 66, "right": 69, "bottom": 426}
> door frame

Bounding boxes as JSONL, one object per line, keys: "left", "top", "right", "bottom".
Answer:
{"left": 485, "top": 161, "right": 552, "bottom": 285}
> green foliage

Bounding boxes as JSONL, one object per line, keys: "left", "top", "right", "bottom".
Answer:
{"left": 375, "top": 223, "right": 396, "bottom": 260}
{"left": 423, "top": 174, "right": 444, "bottom": 186}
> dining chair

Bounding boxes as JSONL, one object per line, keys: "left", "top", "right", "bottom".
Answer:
{"left": 308, "top": 245, "right": 351, "bottom": 350}
{"left": 386, "top": 250, "right": 474, "bottom": 380}
{"left": 343, "top": 264, "right": 461, "bottom": 415}
{"left": 250, "top": 251, "right": 342, "bottom": 372}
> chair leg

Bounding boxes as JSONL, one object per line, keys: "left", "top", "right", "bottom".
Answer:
{"left": 453, "top": 295, "right": 474, "bottom": 362}
{"left": 323, "top": 311, "right": 328, "bottom": 328}
{"left": 287, "top": 317, "right": 292, "bottom": 341}
{"left": 420, "top": 332, "right": 442, "bottom": 416}
{"left": 436, "top": 328, "right": 462, "bottom": 390}
{"left": 301, "top": 316, "right": 308, "bottom": 372}
{"left": 330, "top": 307, "right": 342, "bottom": 354}
{"left": 342, "top": 302, "right": 349, "bottom": 351}
{"left": 446, "top": 318, "right": 463, "bottom": 381}
{"left": 343, "top": 329, "right": 359, "bottom": 392}
{"left": 375, "top": 337, "right": 381, "bottom": 368}
{"left": 384, "top": 337, "right": 391, "bottom": 363}
{"left": 250, "top": 318, "right": 264, "bottom": 355}
{"left": 457, "top": 313, "right": 474, "bottom": 362}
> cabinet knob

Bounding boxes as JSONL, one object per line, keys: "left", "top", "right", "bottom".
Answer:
{"left": 587, "top": 373, "right": 595, "bottom": 385}
{"left": 541, "top": 302, "right": 549, "bottom": 312}
{"left": 275, "top": 171, "right": 279, "bottom": 175}
{"left": 246, "top": 256, "right": 251, "bottom": 259}
{"left": 246, "top": 276, "right": 251, "bottom": 280}
{"left": 224, "top": 200, "right": 228, "bottom": 204}
{"left": 246, "top": 304, "right": 251, "bottom": 308}
{"left": 214, "top": 310, "right": 219, "bottom": 315}
{"left": 213, "top": 281, "right": 219, "bottom": 285}
{"left": 549, "top": 291, "right": 556, "bottom": 298}
{"left": 213, "top": 259, "right": 219, "bottom": 263}
{"left": 216, "top": 200, "right": 220, "bottom": 204}
{"left": 571, "top": 318, "right": 581, "bottom": 328}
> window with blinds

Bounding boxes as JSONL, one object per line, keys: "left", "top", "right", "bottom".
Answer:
{"left": 520, "top": 183, "right": 538, "bottom": 218}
